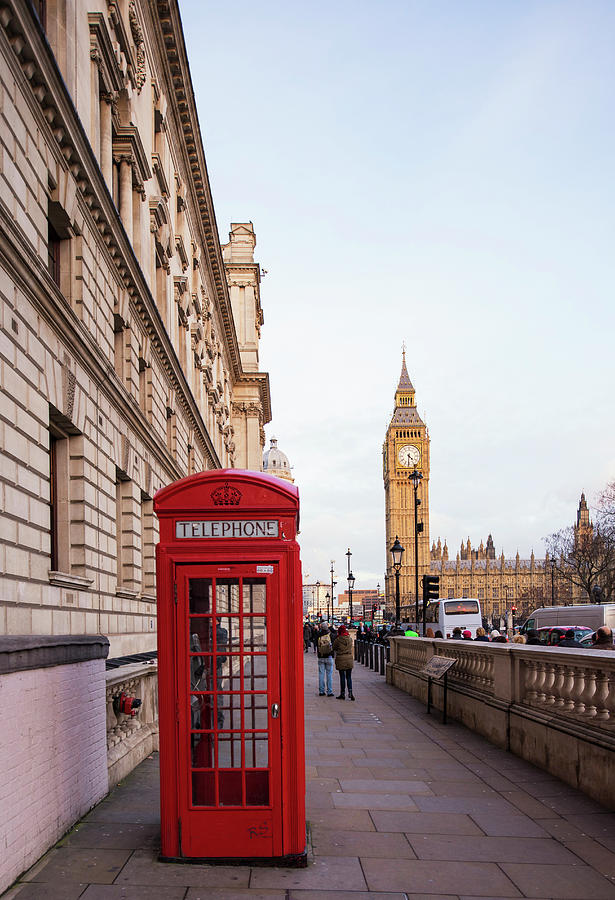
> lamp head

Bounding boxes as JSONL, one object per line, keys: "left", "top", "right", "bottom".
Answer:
{"left": 390, "top": 535, "right": 405, "bottom": 570}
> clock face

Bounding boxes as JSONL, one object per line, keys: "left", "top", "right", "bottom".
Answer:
{"left": 398, "top": 444, "right": 420, "bottom": 467}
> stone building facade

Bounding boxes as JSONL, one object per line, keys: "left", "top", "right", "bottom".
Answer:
{"left": 383, "top": 354, "right": 585, "bottom": 621}
{"left": 0, "top": 0, "right": 270, "bottom": 656}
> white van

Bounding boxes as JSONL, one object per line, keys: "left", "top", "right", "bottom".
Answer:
{"left": 520, "top": 603, "right": 615, "bottom": 635}
{"left": 424, "top": 599, "right": 483, "bottom": 638}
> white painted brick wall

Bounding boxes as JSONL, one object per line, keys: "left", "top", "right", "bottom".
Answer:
{"left": 0, "top": 659, "right": 109, "bottom": 894}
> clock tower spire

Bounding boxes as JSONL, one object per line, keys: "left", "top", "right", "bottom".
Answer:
{"left": 383, "top": 352, "right": 431, "bottom": 621}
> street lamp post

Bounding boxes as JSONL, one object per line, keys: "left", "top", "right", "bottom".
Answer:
{"left": 330, "top": 561, "right": 336, "bottom": 624}
{"left": 346, "top": 547, "right": 355, "bottom": 624}
{"left": 409, "top": 468, "right": 423, "bottom": 628}
{"left": 316, "top": 580, "right": 320, "bottom": 619}
{"left": 325, "top": 592, "right": 330, "bottom": 622}
{"left": 390, "top": 536, "right": 404, "bottom": 625}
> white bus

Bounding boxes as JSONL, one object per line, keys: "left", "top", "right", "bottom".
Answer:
{"left": 424, "top": 598, "right": 483, "bottom": 638}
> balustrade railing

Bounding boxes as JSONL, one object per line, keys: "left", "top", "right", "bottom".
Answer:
{"left": 388, "top": 637, "right": 615, "bottom": 728}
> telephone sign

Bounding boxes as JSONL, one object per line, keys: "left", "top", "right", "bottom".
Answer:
{"left": 154, "top": 471, "right": 306, "bottom": 865}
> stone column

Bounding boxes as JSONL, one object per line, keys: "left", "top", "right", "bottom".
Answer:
{"left": 100, "top": 97, "right": 113, "bottom": 187}
{"left": 119, "top": 158, "right": 133, "bottom": 243}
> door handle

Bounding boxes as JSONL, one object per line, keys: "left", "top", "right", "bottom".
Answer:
{"left": 271, "top": 702, "right": 280, "bottom": 718}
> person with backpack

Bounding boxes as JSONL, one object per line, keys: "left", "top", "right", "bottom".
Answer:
{"left": 333, "top": 625, "right": 355, "bottom": 700}
{"left": 317, "top": 623, "right": 335, "bottom": 696}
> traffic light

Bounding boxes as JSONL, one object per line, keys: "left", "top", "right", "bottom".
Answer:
{"left": 422, "top": 574, "right": 439, "bottom": 602}
{"left": 421, "top": 574, "right": 439, "bottom": 636}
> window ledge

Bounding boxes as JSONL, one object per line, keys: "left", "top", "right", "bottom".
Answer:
{"left": 48, "top": 571, "right": 93, "bottom": 589}
{"left": 116, "top": 588, "right": 140, "bottom": 600}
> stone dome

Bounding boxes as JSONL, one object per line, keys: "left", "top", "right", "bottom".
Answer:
{"left": 263, "top": 437, "right": 294, "bottom": 483}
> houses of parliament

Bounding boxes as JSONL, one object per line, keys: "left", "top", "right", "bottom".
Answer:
{"left": 383, "top": 353, "right": 585, "bottom": 620}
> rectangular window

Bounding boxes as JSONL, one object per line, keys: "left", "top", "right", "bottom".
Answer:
{"left": 49, "top": 418, "right": 70, "bottom": 573}
{"left": 48, "top": 222, "right": 61, "bottom": 286}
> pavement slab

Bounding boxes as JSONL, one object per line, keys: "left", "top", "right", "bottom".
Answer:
{"left": 360, "top": 857, "right": 522, "bottom": 896}
{"left": 406, "top": 833, "right": 581, "bottom": 863}
{"left": 370, "top": 810, "right": 483, "bottom": 835}
{"left": 500, "top": 862, "right": 615, "bottom": 898}
{"left": 21, "top": 849, "right": 131, "bottom": 885}
{"left": 249, "top": 856, "right": 367, "bottom": 891}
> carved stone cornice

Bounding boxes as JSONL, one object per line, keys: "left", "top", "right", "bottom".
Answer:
{"left": 154, "top": 0, "right": 242, "bottom": 381}
{"left": 88, "top": 12, "right": 124, "bottom": 95}
{"left": 113, "top": 124, "right": 152, "bottom": 188}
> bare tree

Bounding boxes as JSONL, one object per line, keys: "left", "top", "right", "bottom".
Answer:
{"left": 545, "top": 525, "right": 615, "bottom": 603}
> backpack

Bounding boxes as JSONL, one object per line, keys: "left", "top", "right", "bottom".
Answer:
{"left": 317, "top": 633, "right": 332, "bottom": 657}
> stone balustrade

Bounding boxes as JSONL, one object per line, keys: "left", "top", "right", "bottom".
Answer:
{"left": 388, "top": 638, "right": 615, "bottom": 808}
{"left": 106, "top": 662, "right": 159, "bottom": 788}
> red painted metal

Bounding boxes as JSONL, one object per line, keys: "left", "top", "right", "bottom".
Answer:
{"left": 154, "top": 471, "right": 305, "bottom": 863}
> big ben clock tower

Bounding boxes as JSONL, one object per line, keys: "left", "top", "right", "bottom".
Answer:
{"left": 383, "top": 351, "right": 431, "bottom": 620}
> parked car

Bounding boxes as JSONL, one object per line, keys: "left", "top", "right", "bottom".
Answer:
{"left": 536, "top": 626, "right": 592, "bottom": 646}
{"left": 579, "top": 631, "right": 597, "bottom": 648}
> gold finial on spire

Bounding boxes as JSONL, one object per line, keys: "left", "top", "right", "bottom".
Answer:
{"left": 402, "top": 340, "right": 406, "bottom": 359}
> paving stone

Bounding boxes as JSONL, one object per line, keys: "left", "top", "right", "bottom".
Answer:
{"left": 346, "top": 756, "right": 408, "bottom": 768}
{"left": 113, "top": 849, "right": 249, "bottom": 888}
{"left": 80, "top": 887, "right": 186, "bottom": 899}
{"left": 500, "top": 863, "right": 615, "bottom": 898}
{"left": 339, "top": 779, "right": 432, "bottom": 794}
{"left": 414, "top": 795, "right": 517, "bottom": 815}
{"left": 250, "top": 856, "right": 366, "bottom": 891}
{"left": 332, "top": 792, "right": 419, "bottom": 811}
{"left": 312, "top": 829, "right": 416, "bottom": 858}
{"left": 305, "top": 791, "right": 336, "bottom": 809}
{"left": 563, "top": 838, "right": 615, "bottom": 879}
{"left": 60, "top": 823, "right": 159, "bottom": 850}
{"left": 468, "top": 812, "right": 550, "bottom": 838}
{"left": 371, "top": 810, "right": 482, "bottom": 835}
{"left": 406, "top": 834, "right": 580, "bottom": 863}
{"left": 289, "top": 894, "right": 446, "bottom": 900}
{"left": 564, "top": 814, "right": 615, "bottom": 840}
{"left": 361, "top": 857, "right": 521, "bottom": 896}
{"left": 306, "top": 809, "right": 375, "bottom": 832}
{"left": 186, "top": 891, "right": 286, "bottom": 899}
{"left": 425, "top": 781, "right": 498, "bottom": 797}
{"left": 7, "top": 885, "right": 88, "bottom": 900}
{"left": 364, "top": 766, "right": 431, "bottom": 780}
{"left": 22, "top": 849, "right": 131, "bottom": 885}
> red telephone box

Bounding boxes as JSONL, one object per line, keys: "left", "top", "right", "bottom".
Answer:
{"left": 154, "top": 470, "right": 306, "bottom": 865}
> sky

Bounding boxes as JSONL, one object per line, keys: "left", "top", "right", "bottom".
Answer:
{"left": 179, "top": 0, "right": 615, "bottom": 591}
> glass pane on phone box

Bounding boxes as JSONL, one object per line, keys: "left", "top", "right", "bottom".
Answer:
{"left": 190, "top": 618, "right": 213, "bottom": 651}
{"left": 219, "top": 770, "right": 243, "bottom": 805}
{"left": 217, "top": 733, "right": 242, "bottom": 769}
{"left": 216, "top": 580, "right": 240, "bottom": 614}
{"left": 243, "top": 579, "right": 266, "bottom": 614}
{"left": 215, "top": 655, "right": 241, "bottom": 691}
{"left": 190, "top": 654, "right": 213, "bottom": 692}
{"left": 190, "top": 694, "right": 215, "bottom": 730}
{"left": 243, "top": 616, "right": 266, "bottom": 649}
{"left": 246, "top": 770, "right": 269, "bottom": 806}
{"left": 245, "top": 734, "right": 269, "bottom": 768}
{"left": 216, "top": 616, "right": 239, "bottom": 649}
{"left": 244, "top": 693, "right": 268, "bottom": 730}
{"left": 217, "top": 694, "right": 242, "bottom": 731}
{"left": 192, "top": 771, "right": 215, "bottom": 806}
{"left": 191, "top": 731, "right": 214, "bottom": 768}
{"left": 189, "top": 578, "right": 212, "bottom": 614}
{"left": 243, "top": 655, "right": 267, "bottom": 692}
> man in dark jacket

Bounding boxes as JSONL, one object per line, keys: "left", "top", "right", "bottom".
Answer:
{"left": 526, "top": 629, "right": 541, "bottom": 645}
{"left": 558, "top": 628, "right": 580, "bottom": 649}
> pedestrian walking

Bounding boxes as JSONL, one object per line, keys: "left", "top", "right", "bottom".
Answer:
{"left": 316, "top": 623, "right": 335, "bottom": 696}
{"left": 303, "top": 619, "right": 311, "bottom": 652}
{"left": 332, "top": 625, "right": 355, "bottom": 701}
